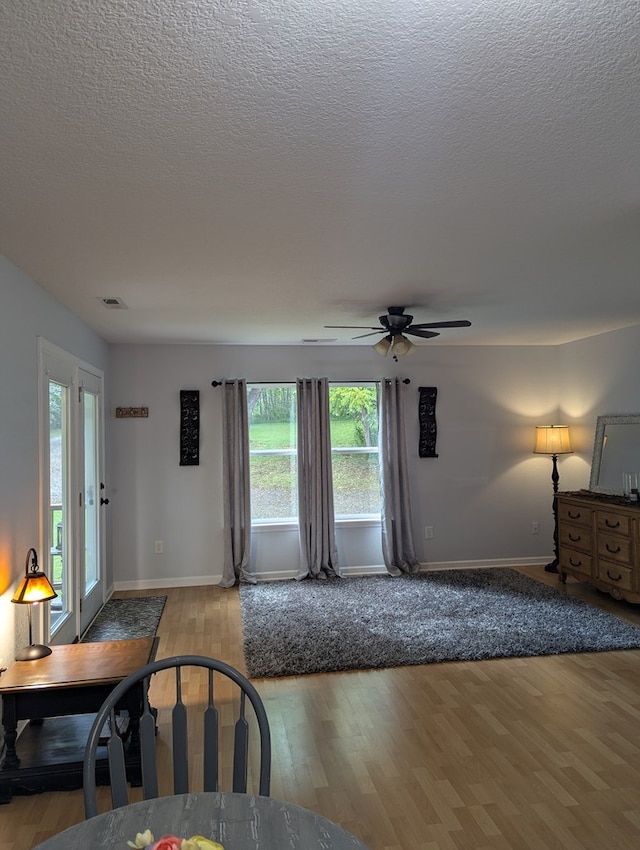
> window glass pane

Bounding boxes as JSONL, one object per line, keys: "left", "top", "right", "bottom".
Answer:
{"left": 49, "top": 380, "right": 68, "bottom": 633}
{"left": 329, "top": 385, "right": 381, "bottom": 518}
{"left": 248, "top": 386, "right": 298, "bottom": 522}
{"left": 83, "top": 391, "right": 99, "bottom": 591}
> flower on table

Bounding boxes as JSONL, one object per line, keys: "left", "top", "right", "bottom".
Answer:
{"left": 128, "top": 831, "right": 155, "bottom": 849}
{"left": 127, "top": 831, "right": 223, "bottom": 850}
{"left": 183, "top": 838, "right": 223, "bottom": 850}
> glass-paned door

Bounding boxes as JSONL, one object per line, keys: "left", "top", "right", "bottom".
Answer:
{"left": 40, "top": 340, "right": 105, "bottom": 645}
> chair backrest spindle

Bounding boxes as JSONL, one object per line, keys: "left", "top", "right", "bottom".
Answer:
{"left": 172, "top": 666, "right": 189, "bottom": 794}
{"left": 106, "top": 708, "right": 128, "bottom": 810}
{"left": 203, "top": 669, "right": 219, "bottom": 792}
{"left": 139, "top": 676, "right": 159, "bottom": 799}
{"left": 232, "top": 691, "right": 249, "bottom": 792}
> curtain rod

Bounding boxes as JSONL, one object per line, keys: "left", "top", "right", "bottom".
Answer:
{"left": 211, "top": 378, "right": 411, "bottom": 387}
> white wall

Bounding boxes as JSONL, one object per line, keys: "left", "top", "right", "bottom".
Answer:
{"left": 0, "top": 257, "right": 109, "bottom": 669}
{"left": 109, "top": 341, "right": 577, "bottom": 588}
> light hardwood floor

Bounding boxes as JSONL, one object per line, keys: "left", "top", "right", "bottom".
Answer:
{"left": 3, "top": 566, "right": 640, "bottom": 850}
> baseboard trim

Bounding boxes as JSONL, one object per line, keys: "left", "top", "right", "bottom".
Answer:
{"left": 112, "top": 557, "right": 549, "bottom": 590}
{"left": 113, "top": 575, "right": 224, "bottom": 591}
{"left": 420, "top": 557, "right": 548, "bottom": 571}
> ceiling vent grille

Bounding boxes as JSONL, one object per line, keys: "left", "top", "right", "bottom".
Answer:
{"left": 302, "top": 338, "right": 337, "bottom": 343}
{"left": 99, "top": 297, "right": 128, "bottom": 309}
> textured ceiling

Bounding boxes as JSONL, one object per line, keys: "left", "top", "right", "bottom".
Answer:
{"left": 1, "top": 0, "right": 640, "bottom": 346}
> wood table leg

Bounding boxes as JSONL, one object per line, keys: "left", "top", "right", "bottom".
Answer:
{"left": 1, "top": 697, "right": 20, "bottom": 771}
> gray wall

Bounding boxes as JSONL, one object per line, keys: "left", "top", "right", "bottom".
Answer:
{"left": 0, "top": 257, "right": 109, "bottom": 668}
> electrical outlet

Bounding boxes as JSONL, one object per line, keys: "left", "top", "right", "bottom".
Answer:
{"left": 425, "top": 526, "right": 434, "bottom": 539}
{"left": 154, "top": 540, "right": 164, "bottom": 554}
{"left": 531, "top": 522, "right": 539, "bottom": 534}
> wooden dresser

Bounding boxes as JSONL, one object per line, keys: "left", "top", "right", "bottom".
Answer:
{"left": 557, "top": 491, "right": 640, "bottom": 604}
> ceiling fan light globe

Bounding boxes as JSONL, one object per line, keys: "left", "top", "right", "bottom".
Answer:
{"left": 391, "top": 335, "right": 415, "bottom": 357}
{"left": 373, "top": 337, "right": 392, "bottom": 356}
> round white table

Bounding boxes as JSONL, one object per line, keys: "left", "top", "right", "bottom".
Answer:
{"left": 32, "top": 792, "right": 370, "bottom": 849}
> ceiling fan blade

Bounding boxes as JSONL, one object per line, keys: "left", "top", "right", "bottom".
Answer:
{"left": 324, "top": 325, "right": 381, "bottom": 330}
{"left": 352, "top": 331, "right": 386, "bottom": 339}
{"left": 409, "top": 320, "right": 472, "bottom": 329}
{"left": 406, "top": 329, "right": 440, "bottom": 339}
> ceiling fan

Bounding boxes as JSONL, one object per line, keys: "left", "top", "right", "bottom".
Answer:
{"left": 325, "top": 306, "right": 471, "bottom": 360}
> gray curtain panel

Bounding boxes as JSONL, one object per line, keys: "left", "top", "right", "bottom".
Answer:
{"left": 221, "top": 379, "right": 256, "bottom": 587}
{"left": 296, "top": 378, "right": 340, "bottom": 579}
{"left": 379, "top": 377, "right": 420, "bottom": 575}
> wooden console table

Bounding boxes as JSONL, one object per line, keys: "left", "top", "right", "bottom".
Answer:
{"left": 0, "top": 637, "right": 157, "bottom": 802}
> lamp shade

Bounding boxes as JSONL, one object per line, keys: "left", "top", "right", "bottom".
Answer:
{"left": 12, "top": 548, "right": 57, "bottom": 604}
{"left": 533, "top": 425, "right": 573, "bottom": 455}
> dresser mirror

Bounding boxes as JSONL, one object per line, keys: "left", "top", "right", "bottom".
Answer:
{"left": 589, "top": 414, "right": 640, "bottom": 492}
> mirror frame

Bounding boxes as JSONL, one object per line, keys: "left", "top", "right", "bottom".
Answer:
{"left": 589, "top": 413, "right": 640, "bottom": 492}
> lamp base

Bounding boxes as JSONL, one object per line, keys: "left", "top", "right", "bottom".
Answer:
{"left": 15, "top": 644, "right": 53, "bottom": 661}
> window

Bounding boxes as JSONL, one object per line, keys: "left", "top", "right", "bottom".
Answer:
{"left": 247, "top": 383, "right": 380, "bottom": 524}
{"left": 329, "top": 384, "right": 380, "bottom": 520}
{"left": 248, "top": 385, "right": 298, "bottom": 523}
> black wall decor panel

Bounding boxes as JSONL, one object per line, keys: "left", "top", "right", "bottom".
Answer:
{"left": 180, "top": 390, "right": 200, "bottom": 466}
{"left": 418, "top": 386, "right": 438, "bottom": 458}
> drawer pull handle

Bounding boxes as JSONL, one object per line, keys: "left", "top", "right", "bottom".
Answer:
{"left": 606, "top": 570, "right": 622, "bottom": 582}
{"left": 569, "top": 557, "right": 583, "bottom": 567}
{"left": 605, "top": 544, "right": 621, "bottom": 553}
{"left": 605, "top": 519, "right": 621, "bottom": 528}
{"left": 568, "top": 533, "right": 581, "bottom": 542}
{"left": 568, "top": 511, "right": 581, "bottom": 519}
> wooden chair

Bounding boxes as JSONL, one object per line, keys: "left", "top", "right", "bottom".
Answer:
{"left": 83, "top": 655, "right": 271, "bottom": 818}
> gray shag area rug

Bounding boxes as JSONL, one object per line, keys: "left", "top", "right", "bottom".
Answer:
{"left": 239, "top": 569, "right": 640, "bottom": 678}
{"left": 81, "top": 596, "right": 167, "bottom": 642}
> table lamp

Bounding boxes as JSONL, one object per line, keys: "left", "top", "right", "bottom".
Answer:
{"left": 533, "top": 425, "right": 573, "bottom": 573}
{"left": 12, "top": 547, "right": 58, "bottom": 660}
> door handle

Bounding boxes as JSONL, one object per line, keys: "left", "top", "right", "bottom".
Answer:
{"left": 100, "top": 497, "right": 110, "bottom": 506}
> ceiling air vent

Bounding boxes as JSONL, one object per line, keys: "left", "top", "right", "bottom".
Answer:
{"left": 302, "top": 338, "right": 337, "bottom": 344}
{"left": 99, "top": 297, "right": 128, "bottom": 309}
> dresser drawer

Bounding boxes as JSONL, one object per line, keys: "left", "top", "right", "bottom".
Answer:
{"left": 559, "top": 525, "right": 592, "bottom": 552}
{"left": 597, "top": 533, "right": 632, "bottom": 566}
{"left": 597, "top": 560, "right": 634, "bottom": 592}
{"left": 557, "top": 502, "right": 592, "bottom": 527}
{"left": 559, "top": 547, "right": 592, "bottom": 577}
{"left": 597, "top": 510, "right": 631, "bottom": 536}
